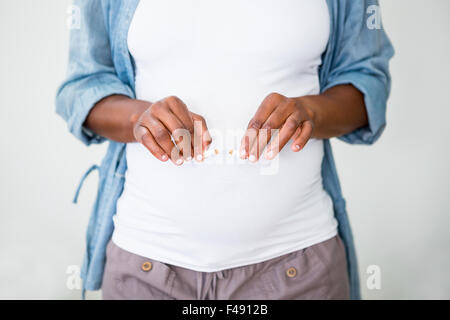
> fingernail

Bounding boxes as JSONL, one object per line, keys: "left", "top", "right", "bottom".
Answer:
{"left": 176, "top": 159, "right": 184, "bottom": 166}
{"left": 249, "top": 155, "right": 256, "bottom": 162}
{"left": 186, "top": 156, "right": 192, "bottom": 161}
{"left": 196, "top": 154, "right": 203, "bottom": 162}
{"left": 294, "top": 144, "right": 301, "bottom": 151}
{"left": 161, "top": 155, "right": 168, "bottom": 161}
{"left": 240, "top": 149, "right": 247, "bottom": 159}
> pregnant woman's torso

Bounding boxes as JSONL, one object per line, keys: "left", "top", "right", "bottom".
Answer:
{"left": 113, "top": 0, "right": 338, "bottom": 271}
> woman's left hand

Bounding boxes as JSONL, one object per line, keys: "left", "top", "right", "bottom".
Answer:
{"left": 240, "top": 92, "right": 315, "bottom": 162}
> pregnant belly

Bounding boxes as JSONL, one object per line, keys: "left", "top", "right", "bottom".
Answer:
{"left": 118, "top": 138, "right": 327, "bottom": 246}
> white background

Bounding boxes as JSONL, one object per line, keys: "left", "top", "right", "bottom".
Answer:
{"left": 0, "top": 0, "right": 449, "bottom": 299}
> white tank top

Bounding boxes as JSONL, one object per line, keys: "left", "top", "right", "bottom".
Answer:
{"left": 113, "top": 0, "right": 337, "bottom": 271}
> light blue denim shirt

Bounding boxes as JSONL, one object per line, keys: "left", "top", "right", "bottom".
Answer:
{"left": 56, "top": 0, "right": 394, "bottom": 300}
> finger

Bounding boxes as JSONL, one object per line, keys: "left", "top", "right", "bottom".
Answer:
{"left": 247, "top": 126, "right": 268, "bottom": 162}
{"left": 165, "top": 95, "right": 195, "bottom": 136}
{"left": 134, "top": 125, "right": 169, "bottom": 162}
{"left": 240, "top": 92, "right": 283, "bottom": 159}
{"left": 153, "top": 106, "right": 191, "bottom": 160}
{"left": 292, "top": 120, "right": 314, "bottom": 152}
{"left": 191, "top": 112, "right": 211, "bottom": 162}
{"left": 172, "top": 128, "right": 192, "bottom": 161}
{"left": 240, "top": 128, "right": 257, "bottom": 160}
{"left": 166, "top": 96, "right": 199, "bottom": 160}
{"left": 249, "top": 101, "right": 292, "bottom": 161}
{"left": 144, "top": 116, "right": 183, "bottom": 166}
{"left": 265, "top": 115, "right": 300, "bottom": 160}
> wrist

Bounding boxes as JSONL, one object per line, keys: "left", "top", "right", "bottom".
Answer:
{"left": 296, "top": 95, "right": 318, "bottom": 124}
{"left": 296, "top": 95, "right": 324, "bottom": 139}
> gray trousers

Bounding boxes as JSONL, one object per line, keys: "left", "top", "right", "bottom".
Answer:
{"left": 102, "top": 235, "right": 350, "bottom": 300}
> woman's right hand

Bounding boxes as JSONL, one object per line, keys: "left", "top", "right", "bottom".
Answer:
{"left": 133, "top": 96, "right": 211, "bottom": 166}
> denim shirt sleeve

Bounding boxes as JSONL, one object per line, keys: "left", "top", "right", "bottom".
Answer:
{"left": 322, "top": 0, "right": 395, "bottom": 145}
{"left": 55, "top": 0, "right": 134, "bottom": 146}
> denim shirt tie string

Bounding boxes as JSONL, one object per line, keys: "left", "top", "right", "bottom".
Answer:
{"left": 73, "top": 164, "right": 100, "bottom": 204}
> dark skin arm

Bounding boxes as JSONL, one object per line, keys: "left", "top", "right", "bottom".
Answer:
{"left": 307, "top": 84, "right": 367, "bottom": 139}
{"left": 84, "top": 94, "right": 147, "bottom": 143}
{"left": 84, "top": 84, "right": 366, "bottom": 163}
{"left": 84, "top": 95, "right": 211, "bottom": 165}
